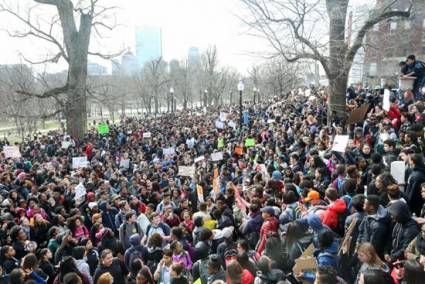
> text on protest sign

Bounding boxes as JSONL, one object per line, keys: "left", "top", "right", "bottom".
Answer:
{"left": 391, "top": 161, "right": 406, "bottom": 185}
{"left": 194, "top": 156, "right": 205, "bottom": 163}
{"left": 215, "top": 120, "right": 224, "bottom": 129}
{"left": 98, "top": 124, "right": 109, "bottom": 134}
{"left": 143, "top": 132, "right": 152, "bottom": 138}
{"left": 211, "top": 152, "right": 223, "bottom": 161}
{"left": 3, "top": 146, "right": 21, "bottom": 158}
{"left": 75, "top": 183, "right": 87, "bottom": 199}
{"left": 72, "top": 156, "right": 88, "bottom": 169}
{"left": 163, "top": 147, "right": 175, "bottom": 156}
{"left": 331, "top": 135, "right": 349, "bottom": 153}
{"left": 178, "top": 166, "right": 195, "bottom": 178}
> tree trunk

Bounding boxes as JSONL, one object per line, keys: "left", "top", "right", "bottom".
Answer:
{"left": 154, "top": 96, "right": 159, "bottom": 114}
{"left": 326, "top": 0, "right": 349, "bottom": 120}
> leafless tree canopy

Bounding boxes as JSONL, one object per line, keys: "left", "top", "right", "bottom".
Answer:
{"left": 240, "top": 0, "right": 413, "bottom": 118}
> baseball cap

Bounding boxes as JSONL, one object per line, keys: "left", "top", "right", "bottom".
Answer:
{"left": 260, "top": 206, "right": 275, "bottom": 216}
{"left": 304, "top": 191, "right": 320, "bottom": 202}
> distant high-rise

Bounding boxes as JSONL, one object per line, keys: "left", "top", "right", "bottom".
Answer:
{"left": 188, "top": 47, "right": 200, "bottom": 65}
{"left": 87, "top": 62, "right": 107, "bottom": 76}
{"left": 135, "top": 26, "right": 162, "bottom": 68}
{"left": 121, "top": 50, "right": 139, "bottom": 75}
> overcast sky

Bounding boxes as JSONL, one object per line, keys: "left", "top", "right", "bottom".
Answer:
{"left": 0, "top": 0, "right": 374, "bottom": 74}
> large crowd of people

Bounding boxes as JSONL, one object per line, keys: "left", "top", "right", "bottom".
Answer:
{"left": 0, "top": 56, "right": 425, "bottom": 284}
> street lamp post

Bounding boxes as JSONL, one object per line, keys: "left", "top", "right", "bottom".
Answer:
{"left": 169, "top": 87, "right": 174, "bottom": 112}
{"left": 238, "top": 81, "right": 244, "bottom": 131}
{"left": 253, "top": 87, "right": 258, "bottom": 104}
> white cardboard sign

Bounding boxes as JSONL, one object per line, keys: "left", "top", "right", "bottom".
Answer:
{"left": 163, "top": 147, "right": 175, "bottom": 156}
{"left": 75, "top": 183, "right": 87, "bottom": 199}
{"left": 215, "top": 120, "right": 224, "bottom": 129}
{"left": 120, "top": 159, "right": 130, "bottom": 169}
{"left": 383, "top": 89, "right": 391, "bottom": 112}
{"left": 72, "top": 156, "right": 88, "bottom": 169}
{"left": 194, "top": 156, "right": 205, "bottom": 163}
{"left": 179, "top": 166, "right": 195, "bottom": 177}
{"left": 61, "top": 141, "right": 72, "bottom": 149}
{"left": 143, "top": 132, "right": 152, "bottom": 138}
{"left": 219, "top": 112, "right": 228, "bottom": 122}
{"left": 211, "top": 152, "right": 224, "bottom": 161}
{"left": 331, "top": 135, "right": 349, "bottom": 153}
{"left": 391, "top": 161, "right": 406, "bottom": 185}
{"left": 3, "top": 146, "right": 21, "bottom": 158}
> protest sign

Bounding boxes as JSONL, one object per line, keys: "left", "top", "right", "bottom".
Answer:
{"left": 194, "top": 156, "right": 205, "bottom": 163}
{"left": 245, "top": 138, "right": 255, "bottom": 147}
{"left": 215, "top": 120, "right": 224, "bottom": 129}
{"left": 72, "top": 156, "right": 88, "bottom": 169}
{"left": 163, "top": 147, "right": 175, "bottom": 156}
{"left": 120, "top": 159, "right": 130, "bottom": 169}
{"left": 228, "top": 121, "right": 236, "bottom": 129}
{"left": 61, "top": 141, "right": 72, "bottom": 149}
{"left": 331, "top": 135, "right": 349, "bottom": 153}
{"left": 196, "top": 185, "right": 204, "bottom": 202}
{"left": 143, "top": 132, "right": 152, "bottom": 138}
{"left": 391, "top": 161, "right": 406, "bottom": 185}
{"left": 293, "top": 244, "right": 317, "bottom": 276}
{"left": 75, "top": 183, "right": 86, "bottom": 199}
{"left": 345, "top": 103, "right": 370, "bottom": 126}
{"left": 211, "top": 152, "right": 223, "bottom": 161}
{"left": 383, "top": 89, "right": 391, "bottom": 112}
{"left": 217, "top": 137, "right": 225, "bottom": 149}
{"left": 3, "top": 146, "right": 21, "bottom": 158}
{"left": 98, "top": 124, "right": 109, "bottom": 134}
{"left": 219, "top": 112, "right": 228, "bottom": 122}
{"left": 179, "top": 166, "right": 195, "bottom": 178}
{"left": 267, "top": 119, "right": 276, "bottom": 124}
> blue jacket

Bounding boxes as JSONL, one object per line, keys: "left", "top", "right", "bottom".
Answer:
{"left": 303, "top": 242, "right": 338, "bottom": 282}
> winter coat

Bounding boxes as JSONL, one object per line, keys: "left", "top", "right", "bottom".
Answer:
{"left": 124, "top": 234, "right": 148, "bottom": 269}
{"left": 75, "top": 259, "right": 93, "bottom": 284}
{"left": 405, "top": 165, "right": 425, "bottom": 215}
{"left": 241, "top": 212, "right": 263, "bottom": 248}
{"left": 256, "top": 216, "right": 279, "bottom": 255}
{"left": 322, "top": 199, "right": 347, "bottom": 229}
{"left": 387, "top": 201, "right": 420, "bottom": 262}
{"left": 357, "top": 206, "right": 391, "bottom": 259}
{"left": 119, "top": 221, "right": 144, "bottom": 250}
{"left": 254, "top": 268, "right": 285, "bottom": 284}
{"left": 355, "top": 262, "right": 390, "bottom": 284}
{"left": 93, "top": 258, "right": 125, "bottom": 284}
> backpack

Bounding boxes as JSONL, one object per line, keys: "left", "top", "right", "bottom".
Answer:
{"left": 336, "top": 176, "right": 347, "bottom": 195}
{"left": 194, "top": 258, "right": 209, "bottom": 284}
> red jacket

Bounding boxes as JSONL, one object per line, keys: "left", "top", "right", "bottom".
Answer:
{"left": 256, "top": 216, "right": 279, "bottom": 255}
{"left": 322, "top": 199, "right": 346, "bottom": 229}
{"left": 226, "top": 269, "right": 254, "bottom": 284}
{"left": 387, "top": 105, "right": 401, "bottom": 127}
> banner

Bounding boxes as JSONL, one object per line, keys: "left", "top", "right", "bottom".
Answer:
{"left": 163, "top": 147, "right": 175, "bottom": 156}
{"left": 245, "top": 138, "right": 255, "bottom": 147}
{"left": 215, "top": 120, "right": 224, "bottom": 129}
{"left": 211, "top": 152, "right": 223, "bottom": 161}
{"left": 72, "top": 156, "right": 88, "bottom": 169}
{"left": 75, "top": 183, "right": 87, "bottom": 199}
{"left": 3, "top": 146, "right": 21, "bottom": 158}
{"left": 391, "top": 161, "right": 406, "bottom": 185}
{"left": 98, "top": 124, "right": 109, "bottom": 134}
{"left": 219, "top": 112, "right": 228, "bottom": 122}
{"left": 143, "top": 132, "right": 152, "bottom": 138}
{"left": 120, "top": 159, "right": 130, "bottom": 169}
{"left": 179, "top": 166, "right": 195, "bottom": 178}
{"left": 196, "top": 185, "right": 204, "bottom": 202}
{"left": 61, "top": 141, "right": 72, "bottom": 149}
{"left": 383, "top": 89, "right": 391, "bottom": 112}
{"left": 194, "top": 156, "right": 205, "bottom": 163}
{"left": 331, "top": 135, "right": 349, "bottom": 153}
{"left": 346, "top": 103, "right": 370, "bottom": 126}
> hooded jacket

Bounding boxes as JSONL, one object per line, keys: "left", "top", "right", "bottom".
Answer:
{"left": 322, "top": 199, "right": 347, "bottom": 229}
{"left": 303, "top": 241, "right": 339, "bottom": 283}
{"left": 405, "top": 164, "right": 425, "bottom": 216}
{"left": 119, "top": 220, "right": 144, "bottom": 250}
{"left": 357, "top": 206, "right": 391, "bottom": 259}
{"left": 387, "top": 201, "right": 420, "bottom": 262}
{"left": 256, "top": 216, "right": 279, "bottom": 255}
{"left": 124, "top": 234, "right": 148, "bottom": 269}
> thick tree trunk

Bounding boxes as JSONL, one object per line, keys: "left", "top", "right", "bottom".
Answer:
{"left": 327, "top": 0, "right": 349, "bottom": 121}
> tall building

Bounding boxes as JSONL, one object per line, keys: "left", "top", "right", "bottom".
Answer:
{"left": 87, "top": 62, "right": 107, "bottom": 76}
{"left": 135, "top": 26, "right": 162, "bottom": 69}
{"left": 188, "top": 47, "right": 200, "bottom": 65}
{"left": 363, "top": 0, "right": 425, "bottom": 87}
{"left": 121, "top": 51, "right": 139, "bottom": 75}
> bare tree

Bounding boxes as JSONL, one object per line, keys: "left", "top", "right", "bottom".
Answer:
{"left": 240, "top": 0, "right": 412, "bottom": 119}
{"left": 141, "top": 58, "right": 169, "bottom": 114}
{"left": 0, "top": 0, "right": 119, "bottom": 139}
